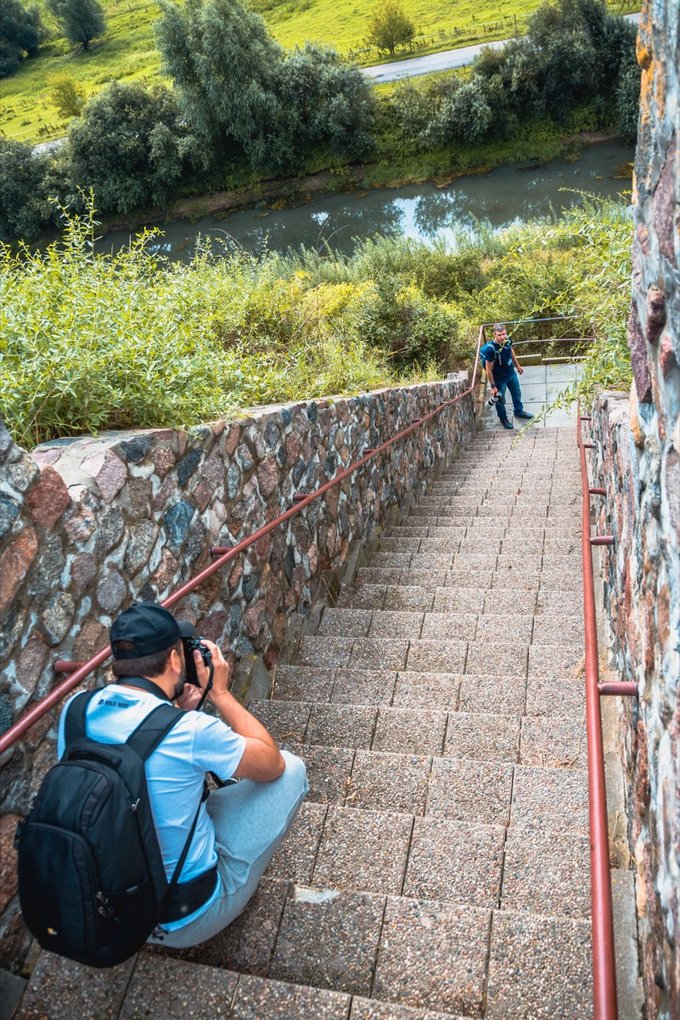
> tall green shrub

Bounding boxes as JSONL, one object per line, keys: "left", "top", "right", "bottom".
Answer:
{"left": 47, "top": 0, "right": 106, "bottom": 49}
{"left": 68, "top": 83, "right": 201, "bottom": 214}
{"left": 0, "top": 139, "right": 53, "bottom": 240}
{"left": 0, "top": 0, "right": 43, "bottom": 77}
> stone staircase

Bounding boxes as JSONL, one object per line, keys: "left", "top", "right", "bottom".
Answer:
{"left": 16, "top": 426, "right": 593, "bottom": 1020}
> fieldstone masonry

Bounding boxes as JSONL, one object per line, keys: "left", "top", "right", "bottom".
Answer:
{"left": 590, "top": 0, "right": 679, "bottom": 1015}
{"left": 0, "top": 375, "right": 474, "bottom": 970}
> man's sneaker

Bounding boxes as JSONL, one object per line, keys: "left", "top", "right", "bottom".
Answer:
{"left": 515, "top": 411, "right": 534, "bottom": 420}
{"left": 501, "top": 419, "right": 514, "bottom": 430}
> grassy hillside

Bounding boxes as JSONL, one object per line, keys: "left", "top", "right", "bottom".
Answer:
{"left": 0, "top": 0, "right": 639, "bottom": 146}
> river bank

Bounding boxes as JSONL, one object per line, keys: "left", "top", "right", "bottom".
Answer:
{"left": 99, "top": 138, "right": 633, "bottom": 261}
{"left": 101, "top": 127, "right": 626, "bottom": 238}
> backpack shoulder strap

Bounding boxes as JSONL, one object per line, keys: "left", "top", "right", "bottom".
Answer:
{"left": 63, "top": 690, "right": 100, "bottom": 748}
{"left": 126, "top": 703, "right": 186, "bottom": 762}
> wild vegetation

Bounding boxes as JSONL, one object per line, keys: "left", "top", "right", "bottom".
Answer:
{"left": 0, "top": 196, "right": 632, "bottom": 449}
{"left": 0, "top": 0, "right": 638, "bottom": 243}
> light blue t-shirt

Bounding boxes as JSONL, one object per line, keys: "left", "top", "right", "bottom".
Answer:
{"left": 57, "top": 684, "right": 246, "bottom": 930}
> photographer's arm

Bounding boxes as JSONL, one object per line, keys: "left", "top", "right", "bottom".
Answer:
{"left": 485, "top": 360, "right": 498, "bottom": 394}
{"left": 194, "top": 641, "right": 285, "bottom": 782}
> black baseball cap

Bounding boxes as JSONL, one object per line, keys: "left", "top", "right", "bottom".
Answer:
{"left": 110, "top": 602, "right": 195, "bottom": 659}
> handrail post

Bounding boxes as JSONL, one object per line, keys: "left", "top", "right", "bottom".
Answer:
{"left": 578, "top": 403, "right": 619, "bottom": 1020}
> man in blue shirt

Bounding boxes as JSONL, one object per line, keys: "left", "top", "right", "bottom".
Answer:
{"left": 58, "top": 602, "right": 308, "bottom": 948}
{"left": 480, "top": 323, "right": 534, "bottom": 430}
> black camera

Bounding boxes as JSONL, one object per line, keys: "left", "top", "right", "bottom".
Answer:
{"left": 486, "top": 393, "right": 500, "bottom": 406}
{"left": 182, "top": 636, "right": 212, "bottom": 687}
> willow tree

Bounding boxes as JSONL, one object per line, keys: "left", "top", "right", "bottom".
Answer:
{"left": 156, "top": 0, "right": 285, "bottom": 166}
{"left": 47, "top": 0, "right": 106, "bottom": 50}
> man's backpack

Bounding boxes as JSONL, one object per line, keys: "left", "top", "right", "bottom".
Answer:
{"left": 15, "top": 690, "right": 200, "bottom": 968}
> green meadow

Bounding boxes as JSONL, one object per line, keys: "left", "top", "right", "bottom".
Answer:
{"left": 1, "top": 0, "right": 639, "bottom": 146}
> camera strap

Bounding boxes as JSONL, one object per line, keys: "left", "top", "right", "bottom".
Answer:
{"left": 121, "top": 677, "right": 172, "bottom": 702}
{"left": 194, "top": 662, "right": 214, "bottom": 712}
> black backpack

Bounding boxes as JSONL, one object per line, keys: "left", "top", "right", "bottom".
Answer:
{"left": 15, "top": 689, "right": 202, "bottom": 968}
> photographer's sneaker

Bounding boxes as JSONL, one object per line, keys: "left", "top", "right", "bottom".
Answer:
{"left": 515, "top": 411, "right": 534, "bottom": 420}
{"left": 501, "top": 419, "right": 514, "bottom": 430}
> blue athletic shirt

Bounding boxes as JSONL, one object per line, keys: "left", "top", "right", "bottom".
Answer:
{"left": 480, "top": 337, "right": 515, "bottom": 379}
{"left": 57, "top": 684, "right": 246, "bottom": 930}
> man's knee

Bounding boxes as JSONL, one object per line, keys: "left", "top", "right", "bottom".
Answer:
{"left": 280, "top": 750, "right": 308, "bottom": 799}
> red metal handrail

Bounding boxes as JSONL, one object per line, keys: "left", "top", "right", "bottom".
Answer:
{"left": 577, "top": 402, "right": 635, "bottom": 1020}
{"left": 0, "top": 326, "right": 494, "bottom": 755}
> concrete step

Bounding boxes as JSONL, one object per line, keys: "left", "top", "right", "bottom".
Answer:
{"left": 251, "top": 699, "right": 587, "bottom": 771}
{"left": 16, "top": 950, "right": 469, "bottom": 1019}
{"left": 273, "top": 665, "right": 531, "bottom": 715}
{"left": 296, "top": 632, "right": 585, "bottom": 678}
{"left": 247, "top": 691, "right": 590, "bottom": 821}
{"left": 318, "top": 607, "right": 481, "bottom": 641}
{"left": 263, "top": 804, "right": 591, "bottom": 920}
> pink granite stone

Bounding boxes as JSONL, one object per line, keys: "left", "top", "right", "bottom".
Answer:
{"left": 82, "top": 449, "right": 128, "bottom": 501}
{"left": 151, "top": 446, "right": 177, "bottom": 478}
{"left": 0, "top": 527, "right": 37, "bottom": 612}
{"left": 646, "top": 286, "right": 667, "bottom": 345}
{"left": 63, "top": 486, "right": 98, "bottom": 543}
{"left": 152, "top": 473, "right": 176, "bottom": 513}
{"left": 653, "top": 138, "right": 677, "bottom": 268}
{"left": 243, "top": 599, "right": 266, "bottom": 638}
{"left": 70, "top": 551, "right": 97, "bottom": 594}
{"left": 0, "top": 815, "right": 20, "bottom": 914}
{"left": 16, "top": 634, "right": 49, "bottom": 700}
{"left": 659, "top": 333, "right": 678, "bottom": 378}
{"left": 151, "top": 548, "right": 179, "bottom": 592}
{"left": 225, "top": 423, "right": 241, "bottom": 456}
{"left": 25, "top": 465, "right": 70, "bottom": 529}
{"left": 628, "top": 298, "right": 653, "bottom": 403}
{"left": 201, "top": 447, "right": 226, "bottom": 493}
{"left": 257, "top": 456, "right": 280, "bottom": 499}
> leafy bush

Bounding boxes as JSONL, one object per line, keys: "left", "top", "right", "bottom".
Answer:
{"left": 0, "top": 0, "right": 43, "bottom": 78}
{"left": 0, "top": 139, "right": 54, "bottom": 240}
{"left": 366, "top": 0, "right": 415, "bottom": 56}
{"left": 277, "top": 44, "right": 376, "bottom": 165}
{"left": 382, "top": 0, "right": 639, "bottom": 154}
{"left": 156, "top": 0, "right": 283, "bottom": 165}
{"left": 615, "top": 63, "right": 641, "bottom": 142}
{"left": 0, "top": 205, "right": 398, "bottom": 446}
{"left": 48, "top": 73, "right": 86, "bottom": 118}
{"left": 157, "top": 0, "right": 374, "bottom": 174}
{"left": 68, "top": 83, "right": 202, "bottom": 213}
{"left": 348, "top": 277, "right": 460, "bottom": 368}
{"left": 47, "top": 0, "right": 106, "bottom": 49}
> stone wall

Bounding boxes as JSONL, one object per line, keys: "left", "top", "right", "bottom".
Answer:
{"left": 0, "top": 375, "right": 475, "bottom": 970}
{"left": 590, "top": 0, "right": 679, "bottom": 1014}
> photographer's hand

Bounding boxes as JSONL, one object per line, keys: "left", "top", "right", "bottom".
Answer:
{"left": 195, "top": 639, "right": 285, "bottom": 781}
{"left": 194, "top": 639, "right": 231, "bottom": 695}
{"left": 175, "top": 683, "right": 203, "bottom": 711}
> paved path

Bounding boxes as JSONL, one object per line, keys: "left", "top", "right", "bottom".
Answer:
{"left": 363, "top": 40, "right": 507, "bottom": 82}
{"left": 364, "top": 12, "right": 640, "bottom": 82}
{"left": 17, "top": 419, "right": 594, "bottom": 1019}
{"left": 480, "top": 361, "right": 583, "bottom": 431}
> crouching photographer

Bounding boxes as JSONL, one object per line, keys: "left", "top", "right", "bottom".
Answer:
{"left": 58, "top": 602, "right": 308, "bottom": 951}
